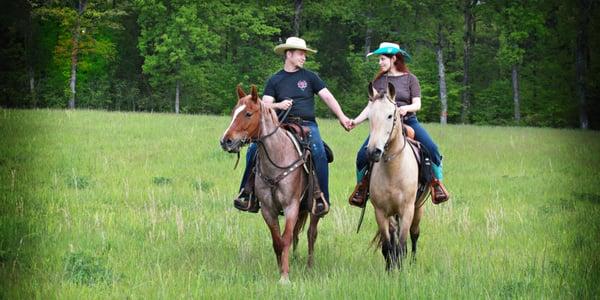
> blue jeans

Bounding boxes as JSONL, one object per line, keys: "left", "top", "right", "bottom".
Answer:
{"left": 239, "top": 120, "right": 329, "bottom": 203}
{"left": 356, "top": 115, "right": 442, "bottom": 177}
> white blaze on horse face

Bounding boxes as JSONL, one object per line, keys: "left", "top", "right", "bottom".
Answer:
{"left": 223, "top": 104, "right": 246, "bottom": 138}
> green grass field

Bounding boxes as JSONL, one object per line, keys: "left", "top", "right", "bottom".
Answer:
{"left": 1, "top": 109, "right": 599, "bottom": 298}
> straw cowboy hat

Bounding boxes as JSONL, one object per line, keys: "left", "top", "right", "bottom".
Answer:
{"left": 367, "top": 42, "right": 412, "bottom": 62}
{"left": 274, "top": 37, "right": 317, "bottom": 55}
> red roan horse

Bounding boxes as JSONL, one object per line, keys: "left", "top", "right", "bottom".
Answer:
{"left": 220, "top": 85, "right": 321, "bottom": 284}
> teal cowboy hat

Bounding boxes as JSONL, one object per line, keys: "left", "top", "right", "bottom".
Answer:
{"left": 367, "top": 42, "right": 412, "bottom": 63}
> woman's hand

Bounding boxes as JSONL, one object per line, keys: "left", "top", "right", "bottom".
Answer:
{"left": 398, "top": 106, "right": 409, "bottom": 116}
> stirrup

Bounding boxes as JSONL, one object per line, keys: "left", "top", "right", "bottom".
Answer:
{"left": 312, "top": 192, "right": 329, "bottom": 217}
{"left": 349, "top": 177, "right": 369, "bottom": 208}
{"left": 233, "top": 191, "right": 260, "bottom": 213}
{"left": 430, "top": 179, "right": 449, "bottom": 204}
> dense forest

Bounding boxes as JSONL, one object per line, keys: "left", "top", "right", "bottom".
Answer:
{"left": 1, "top": 0, "right": 599, "bottom": 128}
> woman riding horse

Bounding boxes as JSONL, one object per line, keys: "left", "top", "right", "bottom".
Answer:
{"left": 349, "top": 42, "right": 450, "bottom": 206}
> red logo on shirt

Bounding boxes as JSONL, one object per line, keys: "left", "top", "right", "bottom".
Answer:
{"left": 297, "top": 80, "right": 307, "bottom": 91}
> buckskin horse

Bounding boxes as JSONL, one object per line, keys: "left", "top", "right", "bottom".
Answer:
{"left": 220, "top": 85, "right": 321, "bottom": 284}
{"left": 365, "top": 82, "right": 428, "bottom": 271}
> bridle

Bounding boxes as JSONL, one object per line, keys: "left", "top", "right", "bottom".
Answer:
{"left": 250, "top": 102, "right": 307, "bottom": 188}
{"left": 380, "top": 100, "right": 408, "bottom": 163}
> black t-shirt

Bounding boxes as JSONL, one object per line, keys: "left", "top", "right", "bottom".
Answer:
{"left": 263, "top": 68, "right": 326, "bottom": 121}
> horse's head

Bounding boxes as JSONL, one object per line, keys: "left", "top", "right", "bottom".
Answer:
{"left": 366, "top": 82, "right": 398, "bottom": 162}
{"left": 220, "top": 84, "right": 262, "bottom": 153}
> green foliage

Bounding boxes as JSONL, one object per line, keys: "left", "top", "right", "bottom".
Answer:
{"left": 1, "top": 0, "right": 599, "bottom": 128}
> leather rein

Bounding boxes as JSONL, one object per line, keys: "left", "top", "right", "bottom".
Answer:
{"left": 251, "top": 105, "right": 308, "bottom": 188}
{"left": 382, "top": 105, "right": 408, "bottom": 162}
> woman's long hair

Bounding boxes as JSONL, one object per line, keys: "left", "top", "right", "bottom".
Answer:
{"left": 373, "top": 52, "right": 410, "bottom": 81}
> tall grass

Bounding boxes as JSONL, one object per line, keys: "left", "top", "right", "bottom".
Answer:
{"left": 1, "top": 109, "right": 599, "bottom": 298}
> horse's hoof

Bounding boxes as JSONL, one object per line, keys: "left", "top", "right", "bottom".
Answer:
{"left": 278, "top": 276, "right": 291, "bottom": 285}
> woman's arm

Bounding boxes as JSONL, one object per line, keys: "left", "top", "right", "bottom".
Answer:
{"left": 399, "top": 97, "right": 421, "bottom": 116}
{"left": 351, "top": 101, "right": 372, "bottom": 126}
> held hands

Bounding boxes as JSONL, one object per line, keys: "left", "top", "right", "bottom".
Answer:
{"left": 338, "top": 115, "right": 353, "bottom": 132}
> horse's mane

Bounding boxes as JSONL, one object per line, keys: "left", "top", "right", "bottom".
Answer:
{"left": 261, "top": 102, "right": 280, "bottom": 125}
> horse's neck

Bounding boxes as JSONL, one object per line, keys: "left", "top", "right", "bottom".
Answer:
{"left": 383, "top": 115, "right": 409, "bottom": 163}
{"left": 258, "top": 108, "right": 295, "bottom": 165}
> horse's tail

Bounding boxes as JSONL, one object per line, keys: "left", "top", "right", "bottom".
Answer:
{"left": 293, "top": 210, "right": 309, "bottom": 247}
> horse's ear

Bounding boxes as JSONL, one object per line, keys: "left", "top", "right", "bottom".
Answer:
{"left": 368, "top": 82, "right": 375, "bottom": 100}
{"left": 236, "top": 84, "right": 246, "bottom": 99}
{"left": 250, "top": 85, "right": 258, "bottom": 103}
{"left": 387, "top": 82, "right": 396, "bottom": 103}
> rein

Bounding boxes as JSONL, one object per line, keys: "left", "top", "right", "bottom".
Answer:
{"left": 232, "top": 106, "right": 292, "bottom": 170}
{"left": 253, "top": 105, "right": 307, "bottom": 188}
{"left": 382, "top": 107, "right": 408, "bottom": 162}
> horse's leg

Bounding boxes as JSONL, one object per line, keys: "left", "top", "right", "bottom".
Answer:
{"left": 410, "top": 203, "right": 424, "bottom": 263}
{"left": 391, "top": 216, "right": 401, "bottom": 270}
{"left": 374, "top": 208, "right": 393, "bottom": 272}
{"left": 293, "top": 211, "right": 308, "bottom": 257}
{"left": 398, "top": 205, "right": 415, "bottom": 269}
{"left": 262, "top": 211, "right": 283, "bottom": 273}
{"left": 279, "top": 202, "right": 299, "bottom": 284}
{"left": 307, "top": 214, "right": 320, "bottom": 269}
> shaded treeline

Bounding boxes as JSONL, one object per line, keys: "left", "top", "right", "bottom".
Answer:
{"left": 1, "top": 0, "right": 599, "bottom": 128}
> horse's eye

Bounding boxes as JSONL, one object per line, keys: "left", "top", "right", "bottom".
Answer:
{"left": 245, "top": 111, "right": 253, "bottom": 117}
{"left": 387, "top": 114, "right": 393, "bottom": 119}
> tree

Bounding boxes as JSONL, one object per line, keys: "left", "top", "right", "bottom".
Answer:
{"left": 576, "top": 0, "right": 592, "bottom": 129}
{"left": 137, "top": 0, "right": 220, "bottom": 113}
{"left": 461, "top": 0, "right": 476, "bottom": 123}
{"left": 495, "top": 1, "right": 545, "bottom": 124}
{"left": 34, "top": 0, "right": 125, "bottom": 109}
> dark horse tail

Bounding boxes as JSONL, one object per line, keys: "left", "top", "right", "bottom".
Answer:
{"left": 292, "top": 210, "right": 309, "bottom": 248}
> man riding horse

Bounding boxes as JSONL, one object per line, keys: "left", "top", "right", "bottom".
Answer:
{"left": 233, "top": 37, "right": 352, "bottom": 216}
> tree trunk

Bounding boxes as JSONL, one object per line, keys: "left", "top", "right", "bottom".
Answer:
{"left": 576, "top": 0, "right": 591, "bottom": 129}
{"left": 69, "top": 0, "right": 87, "bottom": 109}
{"left": 512, "top": 64, "right": 521, "bottom": 123}
{"left": 293, "top": 0, "right": 302, "bottom": 36}
{"left": 364, "top": 27, "right": 372, "bottom": 60}
{"left": 26, "top": 12, "right": 36, "bottom": 108}
{"left": 175, "top": 80, "right": 180, "bottom": 114}
{"left": 69, "top": 20, "right": 80, "bottom": 109}
{"left": 461, "top": 0, "right": 474, "bottom": 123}
{"left": 436, "top": 28, "right": 448, "bottom": 125}
{"left": 29, "top": 67, "right": 36, "bottom": 108}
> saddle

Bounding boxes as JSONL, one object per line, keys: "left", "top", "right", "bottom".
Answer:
{"left": 281, "top": 122, "right": 334, "bottom": 163}
{"left": 406, "top": 137, "right": 434, "bottom": 204}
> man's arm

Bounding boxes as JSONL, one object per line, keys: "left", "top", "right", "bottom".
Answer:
{"left": 318, "top": 88, "right": 351, "bottom": 130}
{"left": 263, "top": 95, "right": 293, "bottom": 110}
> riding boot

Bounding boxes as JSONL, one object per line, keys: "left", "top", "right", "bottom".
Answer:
{"left": 349, "top": 166, "right": 370, "bottom": 208}
{"left": 430, "top": 163, "right": 449, "bottom": 204}
{"left": 233, "top": 171, "right": 260, "bottom": 213}
{"left": 430, "top": 178, "right": 449, "bottom": 204}
{"left": 349, "top": 174, "right": 370, "bottom": 208}
{"left": 311, "top": 171, "right": 329, "bottom": 217}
